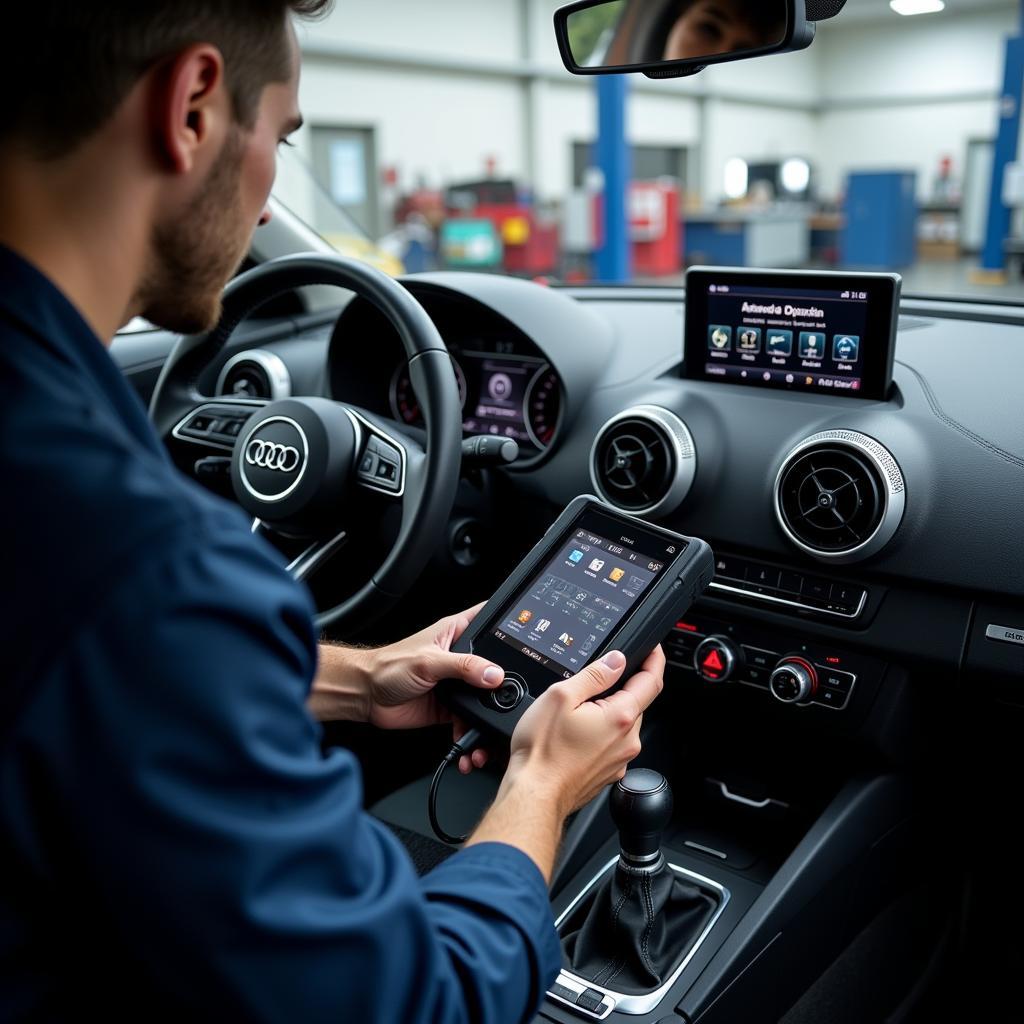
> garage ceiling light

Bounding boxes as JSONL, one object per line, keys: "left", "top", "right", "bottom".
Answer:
{"left": 889, "top": 0, "right": 945, "bottom": 15}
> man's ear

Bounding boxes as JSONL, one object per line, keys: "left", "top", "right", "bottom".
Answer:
{"left": 151, "top": 44, "right": 228, "bottom": 175}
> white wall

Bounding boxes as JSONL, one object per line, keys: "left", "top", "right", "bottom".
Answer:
{"left": 297, "top": 59, "right": 528, "bottom": 193}
{"left": 816, "top": 100, "right": 999, "bottom": 200}
{"left": 305, "top": 0, "right": 525, "bottom": 63}
{"left": 817, "top": 7, "right": 1016, "bottom": 103}
{"left": 702, "top": 42, "right": 820, "bottom": 105}
{"left": 813, "top": 8, "right": 1017, "bottom": 199}
{"left": 291, "top": 1, "right": 1018, "bottom": 227}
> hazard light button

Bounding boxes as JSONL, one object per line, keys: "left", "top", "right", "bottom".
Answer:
{"left": 693, "top": 636, "right": 740, "bottom": 683}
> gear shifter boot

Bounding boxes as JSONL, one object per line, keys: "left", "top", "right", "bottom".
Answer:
{"left": 561, "top": 859, "right": 718, "bottom": 994}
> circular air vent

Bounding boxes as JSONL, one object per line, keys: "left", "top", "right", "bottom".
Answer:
{"left": 216, "top": 350, "right": 291, "bottom": 401}
{"left": 590, "top": 406, "right": 696, "bottom": 515}
{"left": 774, "top": 430, "right": 905, "bottom": 562}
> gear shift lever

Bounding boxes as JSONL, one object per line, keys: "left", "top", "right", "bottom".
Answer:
{"left": 611, "top": 768, "right": 673, "bottom": 870}
{"left": 562, "top": 769, "right": 718, "bottom": 995}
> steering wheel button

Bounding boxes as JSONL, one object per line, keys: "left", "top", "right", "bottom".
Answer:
{"left": 359, "top": 452, "right": 377, "bottom": 475}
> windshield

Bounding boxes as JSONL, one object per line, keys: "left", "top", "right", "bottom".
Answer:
{"left": 271, "top": 144, "right": 404, "bottom": 276}
{"left": 281, "top": 1, "right": 1023, "bottom": 302}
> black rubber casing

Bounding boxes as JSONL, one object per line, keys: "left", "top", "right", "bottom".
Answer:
{"left": 439, "top": 495, "right": 715, "bottom": 738}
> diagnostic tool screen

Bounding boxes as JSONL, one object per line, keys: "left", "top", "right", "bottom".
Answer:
{"left": 684, "top": 269, "right": 898, "bottom": 400}
{"left": 491, "top": 510, "right": 677, "bottom": 678}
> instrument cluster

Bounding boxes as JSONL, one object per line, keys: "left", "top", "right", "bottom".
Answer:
{"left": 389, "top": 338, "right": 562, "bottom": 457}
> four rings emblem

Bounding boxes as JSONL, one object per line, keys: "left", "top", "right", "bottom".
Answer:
{"left": 246, "top": 439, "right": 301, "bottom": 473}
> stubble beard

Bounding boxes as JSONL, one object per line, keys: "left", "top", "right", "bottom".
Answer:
{"left": 136, "top": 129, "right": 252, "bottom": 335}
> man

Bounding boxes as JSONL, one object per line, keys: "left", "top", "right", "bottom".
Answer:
{"left": 0, "top": 3, "right": 665, "bottom": 1022}
{"left": 662, "top": 0, "right": 785, "bottom": 60}
{"left": 600, "top": 0, "right": 783, "bottom": 66}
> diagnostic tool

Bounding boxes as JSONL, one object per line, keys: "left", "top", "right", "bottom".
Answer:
{"left": 440, "top": 496, "right": 715, "bottom": 738}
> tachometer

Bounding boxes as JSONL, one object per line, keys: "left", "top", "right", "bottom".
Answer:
{"left": 390, "top": 357, "right": 467, "bottom": 425}
{"left": 524, "top": 364, "right": 562, "bottom": 450}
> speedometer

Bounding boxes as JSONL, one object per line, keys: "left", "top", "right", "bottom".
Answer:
{"left": 524, "top": 364, "right": 562, "bottom": 450}
{"left": 390, "top": 357, "right": 467, "bottom": 425}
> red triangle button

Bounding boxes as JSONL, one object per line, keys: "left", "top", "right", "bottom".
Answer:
{"left": 703, "top": 649, "right": 724, "bottom": 673}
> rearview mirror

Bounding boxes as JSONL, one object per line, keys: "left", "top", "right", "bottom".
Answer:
{"left": 555, "top": 0, "right": 815, "bottom": 79}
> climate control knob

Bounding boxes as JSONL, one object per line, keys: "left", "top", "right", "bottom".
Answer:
{"left": 693, "top": 636, "right": 740, "bottom": 683}
{"left": 769, "top": 657, "right": 818, "bottom": 704}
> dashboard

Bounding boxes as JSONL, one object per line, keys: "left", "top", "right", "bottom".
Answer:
{"left": 116, "top": 267, "right": 1024, "bottom": 723}
{"left": 325, "top": 284, "right": 587, "bottom": 465}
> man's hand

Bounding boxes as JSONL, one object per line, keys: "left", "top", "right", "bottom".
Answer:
{"left": 310, "top": 604, "right": 504, "bottom": 735}
{"left": 507, "top": 645, "right": 666, "bottom": 815}
{"left": 466, "top": 646, "right": 665, "bottom": 880}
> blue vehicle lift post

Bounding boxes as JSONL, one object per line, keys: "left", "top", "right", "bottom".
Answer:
{"left": 594, "top": 74, "right": 632, "bottom": 283}
{"left": 978, "top": 1, "right": 1024, "bottom": 280}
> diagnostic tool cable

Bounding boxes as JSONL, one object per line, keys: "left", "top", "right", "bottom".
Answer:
{"left": 428, "top": 728, "right": 482, "bottom": 845}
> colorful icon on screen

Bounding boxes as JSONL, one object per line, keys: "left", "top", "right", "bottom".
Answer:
{"left": 738, "top": 327, "right": 761, "bottom": 353}
{"left": 608, "top": 568, "right": 626, "bottom": 583}
{"left": 568, "top": 549, "right": 584, "bottom": 563}
{"left": 832, "top": 335, "right": 860, "bottom": 362}
{"left": 708, "top": 325, "right": 732, "bottom": 351}
{"left": 517, "top": 610, "right": 533, "bottom": 624}
{"left": 558, "top": 632, "right": 575, "bottom": 647}
{"left": 766, "top": 330, "right": 793, "bottom": 356}
{"left": 799, "top": 332, "right": 825, "bottom": 358}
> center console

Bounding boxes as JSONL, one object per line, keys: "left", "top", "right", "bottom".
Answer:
{"left": 536, "top": 577, "right": 921, "bottom": 1023}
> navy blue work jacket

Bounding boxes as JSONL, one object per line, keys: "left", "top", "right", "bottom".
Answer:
{"left": 0, "top": 245, "right": 560, "bottom": 1022}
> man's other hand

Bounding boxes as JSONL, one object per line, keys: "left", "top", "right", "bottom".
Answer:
{"left": 311, "top": 604, "right": 503, "bottom": 741}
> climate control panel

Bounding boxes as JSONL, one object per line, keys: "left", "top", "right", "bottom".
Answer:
{"left": 668, "top": 612, "right": 871, "bottom": 712}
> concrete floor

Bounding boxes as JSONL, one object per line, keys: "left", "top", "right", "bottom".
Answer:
{"left": 898, "top": 257, "right": 1024, "bottom": 303}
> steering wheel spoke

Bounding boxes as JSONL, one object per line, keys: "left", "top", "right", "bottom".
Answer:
{"left": 286, "top": 528, "right": 350, "bottom": 582}
{"left": 167, "top": 397, "right": 267, "bottom": 460}
{"left": 348, "top": 408, "right": 414, "bottom": 501}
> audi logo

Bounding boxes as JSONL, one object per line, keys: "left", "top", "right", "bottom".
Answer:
{"left": 246, "top": 439, "right": 301, "bottom": 473}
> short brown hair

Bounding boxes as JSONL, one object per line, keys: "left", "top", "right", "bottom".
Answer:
{"left": 2, "top": 1, "right": 332, "bottom": 158}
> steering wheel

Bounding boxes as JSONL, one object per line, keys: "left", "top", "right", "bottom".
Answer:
{"left": 150, "top": 253, "right": 463, "bottom": 633}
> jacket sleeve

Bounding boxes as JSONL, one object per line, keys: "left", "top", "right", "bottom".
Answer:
{"left": 26, "top": 519, "right": 561, "bottom": 1023}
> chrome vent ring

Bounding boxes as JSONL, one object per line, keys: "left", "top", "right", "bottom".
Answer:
{"left": 590, "top": 406, "right": 696, "bottom": 516}
{"left": 774, "top": 430, "right": 905, "bottom": 563}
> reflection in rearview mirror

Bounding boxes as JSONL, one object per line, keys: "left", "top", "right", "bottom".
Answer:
{"left": 565, "top": 0, "right": 790, "bottom": 70}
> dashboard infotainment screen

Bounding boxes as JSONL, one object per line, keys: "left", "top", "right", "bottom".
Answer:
{"left": 683, "top": 268, "right": 900, "bottom": 400}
